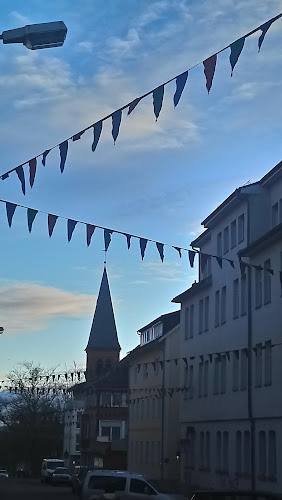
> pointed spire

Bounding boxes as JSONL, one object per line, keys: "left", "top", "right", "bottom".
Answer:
{"left": 86, "top": 268, "right": 120, "bottom": 351}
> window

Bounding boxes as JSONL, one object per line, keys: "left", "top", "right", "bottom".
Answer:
{"left": 231, "top": 219, "right": 237, "bottom": 248}
{"left": 101, "top": 426, "right": 111, "bottom": 438}
{"left": 264, "top": 259, "right": 271, "bottom": 305}
{"left": 75, "top": 433, "right": 80, "bottom": 452}
{"left": 255, "top": 344, "right": 262, "bottom": 388}
{"left": 152, "top": 398, "right": 155, "bottom": 419}
{"left": 223, "top": 226, "right": 229, "bottom": 254}
{"left": 203, "top": 361, "right": 209, "bottom": 397}
{"left": 223, "top": 431, "right": 229, "bottom": 472}
{"left": 77, "top": 411, "right": 82, "bottom": 428}
{"left": 112, "top": 393, "right": 122, "bottom": 406}
{"left": 240, "top": 349, "right": 248, "bottom": 390}
{"left": 215, "top": 290, "right": 220, "bottom": 327}
{"left": 221, "top": 286, "right": 226, "bottom": 324}
{"left": 184, "top": 366, "right": 188, "bottom": 401}
{"left": 112, "top": 427, "right": 121, "bottom": 440}
{"left": 205, "top": 432, "right": 210, "bottom": 470}
{"left": 187, "top": 431, "right": 195, "bottom": 469}
{"left": 258, "top": 431, "right": 266, "bottom": 476}
{"left": 151, "top": 441, "right": 155, "bottom": 464}
{"left": 216, "top": 431, "right": 222, "bottom": 471}
{"left": 241, "top": 274, "right": 247, "bottom": 316}
{"left": 143, "top": 364, "right": 149, "bottom": 379}
{"left": 105, "top": 358, "right": 112, "bottom": 372}
{"left": 141, "top": 399, "right": 144, "bottom": 420}
{"left": 136, "top": 442, "right": 139, "bottom": 463}
{"left": 204, "top": 297, "right": 209, "bottom": 332}
{"left": 189, "top": 304, "right": 194, "bottom": 338}
{"left": 199, "top": 432, "right": 205, "bottom": 469}
{"left": 243, "top": 431, "right": 251, "bottom": 475}
{"left": 236, "top": 431, "right": 242, "bottom": 475}
{"left": 213, "top": 357, "right": 220, "bottom": 395}
{"left": 255, "top": 267, "right": 262, "bottom": 308}
{"left": 233, "top": 279, "right": 239, "bottom": 319}
{"left": 217, "top": 232, "right": 222, "bottom": 257}
{"left": 220, "top": 355, "right": 227, "bottom": 394}
{"left": 264, "top": 340, "right": 272, "bottom": 386}
{"left": 189, "top": 365, "right": 194, "bottom": 399}
{"left": 269, "top": 431, "right": 277, "bottom": 478}
{"left": 157, "top": 441, "right": 161, "bottom": 463}
{"left": 130, "top": 479, "right": 156, "bottom": 495}
{"left": 101, "top": 392, "right": 111, "bottom": 406}
{"left": 146, "top": 399, "right": 150, "bottom": 419}
{"left": 199, "top": 300, "right": 204, "bottom": 334}
{"left": 145, "top": 441, "right": 149, "bottom": 464}
{"left": 140, "top": 441, "right": 143, "bottom": 464}
{"left": 88, "top": 476, "right": 126, "bottom": 491}
{"left": 272, "top": 202, "right": 278, "bottom": 227}
{"left": 184, "top": 308, "right": 189, "bottom": 340}
{"left": 198, "top": 363, "right": 203, "bottom": 398}
{"left": 96, "top": 358, "right": 103, "bottom": 376}
{"left": 233, "top": 351, "right": 239, "bottom": 391}
{"left": 238, "top": 214, "right": 245, "bottom": 243}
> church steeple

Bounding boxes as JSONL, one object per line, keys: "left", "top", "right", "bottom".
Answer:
{"left": 86, "top": 268, "right": 120, "bottom": 381}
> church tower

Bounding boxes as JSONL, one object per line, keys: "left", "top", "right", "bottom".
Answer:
{"left": 85, "top": 268, "right": 121, "bottom": 382}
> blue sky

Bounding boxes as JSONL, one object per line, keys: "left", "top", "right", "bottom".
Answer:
{"left": 0, "top": 0, "right": 282, "bottom": 379}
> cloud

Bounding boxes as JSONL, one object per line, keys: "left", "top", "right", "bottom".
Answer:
{"left": 0, "top": 282, "right": 96, "bottom": 334}
{"left": 142, "top": 261, "right": 187, "bottom": 282}
{"left": 108, "top": 29, "right": 140, "bottom": 58}
{"left": 9, "top": 11, "right": 31, "bottom": 26}
{"left": 76, "top": 41, "right": 94, "bottom": 53}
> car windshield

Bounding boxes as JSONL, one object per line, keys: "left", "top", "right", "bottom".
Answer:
{"left": 0, "top": 470, "right": 8, "bottom": 474}
{"left": 46, "top": 461, "right": 64, "bottom": 470}
{"left": 54, "top": 467, "right": 69, "bottom": 474}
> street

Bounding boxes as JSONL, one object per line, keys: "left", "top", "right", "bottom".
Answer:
{"left": 0, "top": 478, "right": 75, "bottom": 500}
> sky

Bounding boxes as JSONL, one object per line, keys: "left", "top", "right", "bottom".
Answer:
{"left": 0, "top": 0, "right": 282, "bottom": 380}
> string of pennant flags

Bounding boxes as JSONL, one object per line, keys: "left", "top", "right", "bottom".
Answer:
{"left": 0, "top": 13, "right": 281, "bottom": 193}
{"left": 0, "top": 198, "right": 276, "bottom": 277}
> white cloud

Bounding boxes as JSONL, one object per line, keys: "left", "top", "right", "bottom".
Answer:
{"left": 76, "top": 41, "right": 94, "bottom": 53}
{"left": 142, "top": 261, "right": 187, "bottom": 282}
{"left": 9, "top": 11, "right": 31, "bottom": 26}
{"left": 0, "top": 282, "right": 96, "bottom": 334}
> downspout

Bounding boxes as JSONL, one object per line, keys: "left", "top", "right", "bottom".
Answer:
{"left": 246, "top": 197, "right": 256, "bottom": 492}
{"left": 160, "top": 342, "right": 165, "bottom": 481}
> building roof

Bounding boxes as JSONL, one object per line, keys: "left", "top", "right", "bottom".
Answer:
{"left": 138, "top": 310, "right": 180, "bottom": 334}
{"left": 86, "top": 268, "right": 121, "bottom": 351}
{"left": 171, "top": 276, "right": 212, "bottom": 304}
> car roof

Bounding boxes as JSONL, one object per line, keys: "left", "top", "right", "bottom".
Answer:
{"left": 87, "top": 470, "right": 144, "bottom": 479}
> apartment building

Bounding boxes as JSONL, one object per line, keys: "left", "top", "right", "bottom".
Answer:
{"left": 172, "top": 161, "right": 282, "bottom": 493}
{"left": 128, "top": 311, "right": 181, "bottom": 483}
{"left": 63, "top": 399, "right": 84, "bottom": 468}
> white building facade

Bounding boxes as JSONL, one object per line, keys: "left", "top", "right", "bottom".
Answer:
{"left": 63, "top": 399, "right": 84, "bottom": 468}
{"left": 172, "top": 162, "right": 282, "bottom": 494}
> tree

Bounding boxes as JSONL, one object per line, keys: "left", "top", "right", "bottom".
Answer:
{"left": 0, "top": 362, "right": 67, "bottom": 476}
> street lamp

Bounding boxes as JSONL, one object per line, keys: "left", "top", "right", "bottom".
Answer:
{"left": 0, "top": 327, "right": 4, "bottom": 334}
{"left": 0, "top": 21, "right": 67, "bottom": 50}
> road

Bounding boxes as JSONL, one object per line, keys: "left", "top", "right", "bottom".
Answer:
{"left": 0, "top": 478, "right": 75, "bottom": 500}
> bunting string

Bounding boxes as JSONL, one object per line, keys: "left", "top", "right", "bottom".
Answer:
{"left": 0, "top": 198, "right": 276, "bottom": 274}
{"left": 0, "top": 12, "right": 281, "bottom": 190}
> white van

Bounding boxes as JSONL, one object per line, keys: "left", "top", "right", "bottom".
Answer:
{"left": 82, "top": 470, "right": 181, "bottom": 500}
{"left": 41, "top": 458, "right": 65, "bottom": 483}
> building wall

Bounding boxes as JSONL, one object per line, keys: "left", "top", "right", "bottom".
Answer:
{"left": 63, "top": 400, "right": 84, "bottom": 468}
{"left": 178, "top": 172, "right": 282, "bottom": 493}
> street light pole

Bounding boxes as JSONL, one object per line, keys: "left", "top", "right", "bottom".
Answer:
{"left": 0, "top": 21, "right": 67, "bottom": 50}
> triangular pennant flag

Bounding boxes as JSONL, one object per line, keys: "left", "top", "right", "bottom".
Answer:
{"left": 48, "top": 214, "right": 58, "bottom": 237}
{"left": 216, "top": 256, "right": 223, "bottom": 269}
{"left": 27, "top": 208, "right": 38, "bottom": 233}
{"left": 230, "top": 37, "right": 245, "bottom": 76}
{"left": 125, "top": 234, "right": 131, "bottom": 249}
{"left": 258, "top": 20, "right": 274, "bottom": 51}
{"left": 200, "top": 253, "right": 208, "bottom": 273}
{"left": 86, "top": 224, "right": 95, "bottom": 247}
{"left": 279, "top": 271, "right": 282, "bottom": 288}
{"left": 112, "top": 109, "right": 122, "bottom": 143}
{"left": 183, "top": 357, "right": 188, "bottom": 366}
{"left": 128, "top": 97, "right": 141, "bottom": 115}
{"left": 228, "top": 259, "right": 235, "bottom": 269}
{"left": 174, "top": 247, "right": 182, "bottom": 258}
{"left": 6, "top": 202, "right": 17, "bottom": 227}
{"left": 42, "top": 149, "right": 50, "bottom": 166}
{"left": 104, "top": 229, "right": 113, "bottom": 251}
{"left": 188, "top": 250, "right": 196, "bottom": 268}
{"left": 153, "top": 85, "right": 164, "bottom": 121}
{"left": 92, "top": 121, "right": 103, "bottom": 152}
{"left": 203, "top": 54, "right": 217, "bottom": 93}
{"left": 265, "top": 267, "right": 274, "bottom": 275}
{"left": 16, "top": 166, "right": 26, "bottom": 195}
{"left": 174, "top": 359, "right": 178, "bottom": 366}
{"left": 208, "top": 354, "right": 213, "bottom": 363}
{"left": 67, "top": 219, "right": 77, "bottom": 242}
{"left": 59, "top": 141, "right": 68, "bottom": 173}
{"left": 140, "top": 238, "right": 148, "bottom": 260}
{"left": 254, "top": 265, "right": 263, "bottom": 271}
{"left": 240, "top": 261, "right": 247, "bottom": 276}
{"left": 226, "top": 351, "right": 230, "bottom": 361}
{"left": 29, "top": 158, "right": 37, "bottom": 188}
{"left": 174, "top": 71, "right": 188, "bottom": 107}
{"left": 72, "top": 131, "right": 85, "bottom": 141}
{"left": 156, "top": 242, "right": 164, "bottom": 262}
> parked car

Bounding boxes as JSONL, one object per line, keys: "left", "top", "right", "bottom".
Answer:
{"left": 51, "top": 466, "right": 71, "bottom": 486}
{"left": 82, "top": 470, "right": 185, "bottom": 500}
{"left": 41, "top": 458, "right": 65, "bottom": 483}
{"left": 71, "top": 466, "right": 95, "bottom": 495}
{"left": 0, "top": 469, "right": 9, "bottom": 479}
